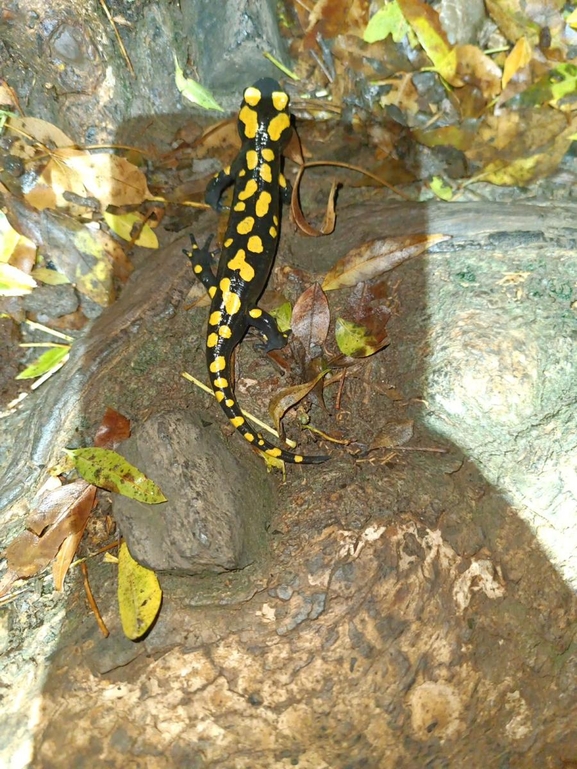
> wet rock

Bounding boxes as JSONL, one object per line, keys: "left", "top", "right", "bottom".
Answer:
{"left": 112, "top": 410, "right": 275, "bottom": 575}
{"left": 22, "top": 284, "right": 78, "bottom": 319}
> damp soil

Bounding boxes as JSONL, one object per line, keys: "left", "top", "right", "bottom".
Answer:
{"left": 2, "top": 192, "right": 576, "bottom": 768}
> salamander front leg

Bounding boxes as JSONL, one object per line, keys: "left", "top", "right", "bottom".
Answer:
{"left": 248, "top": 307, "right": 290, "bottom": 352}
{"left": 184, "top": 234, "right": 218, "bottom": 293}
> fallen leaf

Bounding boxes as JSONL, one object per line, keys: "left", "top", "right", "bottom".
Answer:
{"left": 290, "top": 284, "right": 330, "bottom": 353}
{"left": 174, "top": 55, "right": 224, "bottom": 112}
{"left": 65, "top": 447, "right": 167, "bottom": 504}
{"left": 502, "top": 37, "right": 532, "bottom": 89}
{"left": 93, "top": 408, "right": 131, "bottom": 449}
{"left": 364, "top": 1, "right": 411, "bottom": 44}
{"left": 369, "top": 420, "right": 414, "bottom": 451}
{"left": 322, "top": 234, "right": 451, "bottom": 291}
{"left": 16, "top": 346, "right": 70, "bottom": 380}
{"left": 103, "top": 212, "right": 158, "bottom": 248}
{"left": 117, "top": 541, "right": 162, "bottom": 640}
{"left": 269, "top": 370, "right": 328, "bottom": 435}
{"left": 397, "top": 0, "right": 463, "bottom": 86}
{"left": 335, "top": 317, "right": 389, "bottom": 358}
{"left": 0, "top": 262, "right": 37, "bottom": 296}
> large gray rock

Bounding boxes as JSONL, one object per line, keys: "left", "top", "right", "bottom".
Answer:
{"left": 112, "top": 410, "right": 275, "bottom": 574}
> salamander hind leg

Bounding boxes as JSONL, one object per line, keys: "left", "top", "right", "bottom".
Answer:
{"left": 248, "top": 307, "right": 290, "bottom": 352}
{"left": 184, "top": 233, "right": 219, "bottom": 293}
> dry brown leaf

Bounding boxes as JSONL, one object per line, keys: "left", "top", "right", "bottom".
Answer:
{"left": 322, "top": 234, "right": 451, "bottom": 291}
{"left": 290, "top": 283, "right": 331, "bottom": 353}
{"left": 269, "top": 370, "right": 328, "bottom": 435}
{"left": 94, "top": 408, "right": 131, "bottom": 449}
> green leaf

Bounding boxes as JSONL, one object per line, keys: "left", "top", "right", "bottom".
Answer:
{"left": 430, "top": 176, "right": 453, "bottom": 200}
{"left": 174, "top": 54, "right": 224, "bottom": 112}
{"left": 335, "top": 318, "right": 386, "bottom": 358}
{"left": 16, "top": 346, "right": 70, "bottom": 379}
{"left": 269, "top": 301, "right": 292, "bottom": 334}
{"left": 65, "top": 447, "right": 167, "bottom": 503}
{"left": 364, "top": 1, "right": 409, "bottom": 44}
{"left": 508, "top": 63, "right": 577, "bottom": 109}
{"left": 117, "top": 541, "right": 162, "bottom": 640}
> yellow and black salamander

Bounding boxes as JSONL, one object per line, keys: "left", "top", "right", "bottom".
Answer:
{"left": 185, "top": 78, "right": 328, "bottom": 464}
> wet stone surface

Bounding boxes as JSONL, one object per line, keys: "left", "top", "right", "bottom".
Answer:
{"left": 112, "top": 410, "right": 275, "bottom": 575}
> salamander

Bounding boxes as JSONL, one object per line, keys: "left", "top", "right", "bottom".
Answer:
{"left": 185, "top": 77, "right": 329, "bottom": 464}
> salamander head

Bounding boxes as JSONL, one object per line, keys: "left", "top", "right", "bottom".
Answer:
{"left": 237, "top": 77, "right": 293, "bottom": 148}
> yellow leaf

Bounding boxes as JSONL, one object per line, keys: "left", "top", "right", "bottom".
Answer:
{"left": 103, "top": 212, "right": 159, "bottom": 248}
{"left": 322, "top": 234, "right": 451, "bottom": 291}
{"left": 61, "top": 153, "right": 151, "bottom": 208}
{"left": 65, "top": 447, "right": 167, "bottom": 503}
{"left": 30, "top": 267, "right": 71, "bottom": 285}
{"left": 7, "top": 115, "right": 75, "bottom": 149}
{"left": 502, "top": 37, "right": 532, "bottom": 89}
{"left": 397, "top": 0, "right": 462, "bottom": 86}
{"left": 0, "top": 263, "right": 37, "bottom": 296}
{"left": 0, "top": 212, "right": 20, "bottom": 262}
{"left": 117, "top": 542, "right": 162, "bottom": 640}
{"left": 335, "top": 318, "right": 388, "bottom": 358}
{"left": 430, "top": 176, "right": 453, "bottom": 200}
{"left": 364, "top": 1, "right": 409, "bottom": 44}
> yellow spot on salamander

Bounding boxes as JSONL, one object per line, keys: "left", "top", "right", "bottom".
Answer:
{"left": 193, "top": 264, "right": 202, "bottom": 274}
{"left": 249, "top": 308, "right": 262, "bottom": 318}
{"left": 255, "top": 191, "right": 272, "bottom": 217}
{"left": 244, "top": 432, "right": 255, "bottom": 442}
{"left": 219, "top": 324, "right": 232, "bottom": 338}
{"left": 257, "top": 439, "right": 265, "bottom": 447}
{"left": 225, "top": 292, "right": 241, "bottom": 315}
{"left": 225, "top": 398, "right": 234, "bottom": 408}
{"left": 224, "top": 238, "right": 234, "bottom": 248}
{"left": 247, "top": 235, "right": 263, "bottom": 253}
{"left": 266, "top": 447, "right": 282, "bottom": 458}
{"left": 246, "top": 150, "right": 258, "bottom": 170}
{"left": 209, "top": 310, "right": 222, "bottom": 326}
{"left": 272, "top": 91, "right": 289, "bottom": 111}
{"left": 261, "top": 148, "right": 275, "bottom": 162}
{"left": 220, "top": 279, "right": 241, "bottom": 316}
{"left": 294, "top": 455, "right": 304, "bottom": 463}
{"left": 268, "top": 112, "right": 291, "bottom": 142}
{"left": 234, "top": 201, "right": 246, "bottom": 212}
{"left": 279, "top": 174, "right": 287, "bottom": 188}
{"left": 230, "top": 415, "right": 244, "bottom": 427}
{"left": 213, "top": 377, "right": 228, "bottom": 389}
{"left": 207, "top": 332, "right": 218, "bottom": 347}
{"left": 238, "top": 179, "right": 258, "bottom": 200}
{"left": 259, "top": 163, "right": 272, "bottom": 183}
{"left": 239, "top": 105, "right": 258, "bottom": 139}
{"left": 239, "top": 169, "right": 246, "bottom": 177}
{"left": 209, "top": 356, "right": 226, "bottom": 373}
{"left": 269, "top": 226, "right": 277, "bottom": 238}
{"left": 227, "top": 249, "right": 255, "bottom": 282}
{"left": 273, "top": 215, "right": 279, "bottom": 226}
{"left": 236, "top": 217, "right": 255, "bottom": 235}
{"left": 243, "top": 87, "right": 261, "bottom": 107}
{"left": 215, "top": 391, "right": 225, "bottom": 402}
{"left": 208, "top": 286, "right": 216, "bottom": 298}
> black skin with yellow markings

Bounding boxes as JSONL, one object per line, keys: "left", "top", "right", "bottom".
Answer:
{"left": 185, "top": 78, "right": 329, "bottom": 464}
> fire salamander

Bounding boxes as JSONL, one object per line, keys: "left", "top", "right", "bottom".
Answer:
{"left": 185, "top": 77, "right": 329, "bottom": 464}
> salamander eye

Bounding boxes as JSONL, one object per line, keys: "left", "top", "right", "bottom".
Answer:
{"left": 243, "top": 86, "right": 261, "bottom": 106}
{"left": 272, "top": 91, "right": 289, "bottom": 111}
